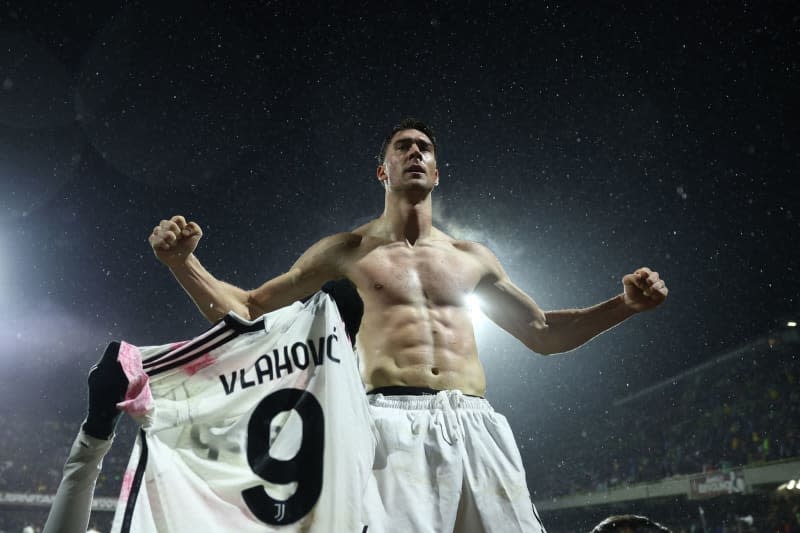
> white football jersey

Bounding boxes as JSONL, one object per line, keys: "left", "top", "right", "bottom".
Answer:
{"left": 110, "top": 292, "right": 384, "bottom": 533}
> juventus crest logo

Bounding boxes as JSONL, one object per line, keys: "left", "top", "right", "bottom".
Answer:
{"left": 274, "top": 503, "right": 286, "bottom": 522}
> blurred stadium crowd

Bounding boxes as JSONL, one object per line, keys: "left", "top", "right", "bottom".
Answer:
{"left": 532, "top": 339, "right": 800, "bottom": 498}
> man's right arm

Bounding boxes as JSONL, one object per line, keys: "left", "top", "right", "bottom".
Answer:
{"left": 150, "top": 215, "right": 357, "bottom": 322}
{"left": 150, "top": 215, "right": 250, "bottom": 322}
{"left": 166, "top": 253, "right": 253, "bottom": 322}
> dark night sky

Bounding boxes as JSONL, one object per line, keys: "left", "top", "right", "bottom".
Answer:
{"left": 0, "top": 0, "right": 797, "bottom": 487}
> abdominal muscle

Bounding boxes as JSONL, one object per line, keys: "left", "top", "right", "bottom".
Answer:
{"left": 356, "top": 301, "right": 488, "bottom": 396}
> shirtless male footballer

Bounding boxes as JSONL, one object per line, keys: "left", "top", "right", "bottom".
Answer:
{"left": 149, "top": 118, "right": 668, "bottom": 533}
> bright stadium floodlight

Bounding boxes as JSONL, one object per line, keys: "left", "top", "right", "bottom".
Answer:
{"left": 787, "top": 321, "right": 797, "bottom": 328}
{"left": 789, "top": 479, "right": 797, "bottom": 490}
{"left": 466, "top": 294, "right": 485, "bottom": 323}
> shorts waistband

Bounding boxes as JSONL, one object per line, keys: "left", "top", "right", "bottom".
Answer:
{"left": 367, "top": 386, "right": 483, "bottom": 399}
{"left": 366, "top": 388, "right": 492, "bottom": 412}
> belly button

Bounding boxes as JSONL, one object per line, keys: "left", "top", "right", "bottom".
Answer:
{"left": 431, "top": 367, "right": 440, "bottom": 376}
{"left": 374, "top": 283, "right": 383, "bottom": 290}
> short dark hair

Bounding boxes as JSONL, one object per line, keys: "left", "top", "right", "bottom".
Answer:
{"left": 377, "top": 118, "right": 437, "bottom": 163}
{"left": 591, "top": 515, "right": 672, "bottom": 533}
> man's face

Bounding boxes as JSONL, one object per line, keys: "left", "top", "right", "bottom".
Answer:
{"left": 377, "top": 129, "right": 439, "bottom": 192}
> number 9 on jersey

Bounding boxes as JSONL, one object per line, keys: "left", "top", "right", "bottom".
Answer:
{"left": 242, "top": 388, "right": 325, "bottom": 525}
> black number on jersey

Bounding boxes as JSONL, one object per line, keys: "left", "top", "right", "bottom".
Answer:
{"left": 242, "top": 388, "right": 324, "bottom": 525}
{"left": 189, "top": 426, "right": 219, "bottom": 460}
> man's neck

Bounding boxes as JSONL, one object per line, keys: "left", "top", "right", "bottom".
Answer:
{"left": 381, "top": 192, "right": 433, "bottom": 245}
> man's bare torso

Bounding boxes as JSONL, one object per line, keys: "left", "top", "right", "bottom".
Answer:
{"left": 152, "top": 124, "right": 666, "bottom": 400}
{"left": 336, "top": 220, "right": 489, "bottom": 396}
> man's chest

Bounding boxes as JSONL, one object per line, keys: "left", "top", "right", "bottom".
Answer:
{"left": 346, "top": 242, "right": 483, "bottom": 305}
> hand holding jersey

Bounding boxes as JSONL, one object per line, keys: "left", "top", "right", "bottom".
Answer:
{"left": 83, "top": 341, "right": 129, "bottom": 440}
{"left": 43, "top": 290, "right": 368, "bottom": 533}
{"left": 110, "top": 293, "right": 382, "bottom": 532}
{"left": 43, "top": 343, "right": 129, "bottom": 533}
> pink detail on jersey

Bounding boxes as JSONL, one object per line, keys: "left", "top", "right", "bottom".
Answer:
{"left": 116, "top": 341, "right": 154, "bottom": 416}
{"left": 170, "top": 340, "right": 189, "bottom": 351}
{"left": 118, "top": 468, "right": 136, "bottom": 503}
{"left": 182, "top": 352, "right": 215, "bottom": 375}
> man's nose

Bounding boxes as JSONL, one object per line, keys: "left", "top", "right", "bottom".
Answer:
{"left": 407, "top": 143, "right": 423, "bottom": 159}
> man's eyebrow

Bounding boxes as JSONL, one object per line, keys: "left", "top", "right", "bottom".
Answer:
{"left": 393, "top": 137, "right": 433, "bottom": 149}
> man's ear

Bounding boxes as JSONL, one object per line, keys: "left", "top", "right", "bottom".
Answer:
{"left": 376, "top": 164, "right": 388, "bottom": 185}
{"left": 434, "top": 167, "right": 439, "bottom": 187}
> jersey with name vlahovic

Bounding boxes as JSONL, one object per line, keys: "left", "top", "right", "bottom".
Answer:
{"left": 110, "top": 292, "right": 382, "bottom": 533}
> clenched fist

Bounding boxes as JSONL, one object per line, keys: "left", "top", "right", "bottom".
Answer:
{"left": 622, "top": 267, "right": 668, "bottom": 312}
{"left": 149, "top": 215, "right": 203, "bottom": 267}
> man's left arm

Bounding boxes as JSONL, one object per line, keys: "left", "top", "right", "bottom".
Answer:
{"left": 470, "top": 244, "right": 668, "bottom": 355}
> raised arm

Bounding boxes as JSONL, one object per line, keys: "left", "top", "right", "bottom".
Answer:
{"left": 150, "top": 215, "right": 356, "bottom": 322}
{"left": 469, "top": 243, "right": 667, "bottom": 355}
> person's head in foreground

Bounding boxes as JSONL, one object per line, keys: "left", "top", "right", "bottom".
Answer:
{"left": 590, "top": 514, "right": 672, "bottom": 533}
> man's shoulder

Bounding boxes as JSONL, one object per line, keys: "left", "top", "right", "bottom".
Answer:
{"left": 449, "top": 237, "right": 494, "bottom": 257}
{"left": 345, "top": 219, "right": 393, "bottom": 248}
{"left": 322, "top": 231, "right": 366, "bottom": 248}
{"left": 312, "top": 227, "right": 381, "bottom": 255}
{"left": 448, "top": 239, "right": 505, "bottom": 274}
{"left": 424, "top": 227, "right": 492, "bottom": 255}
